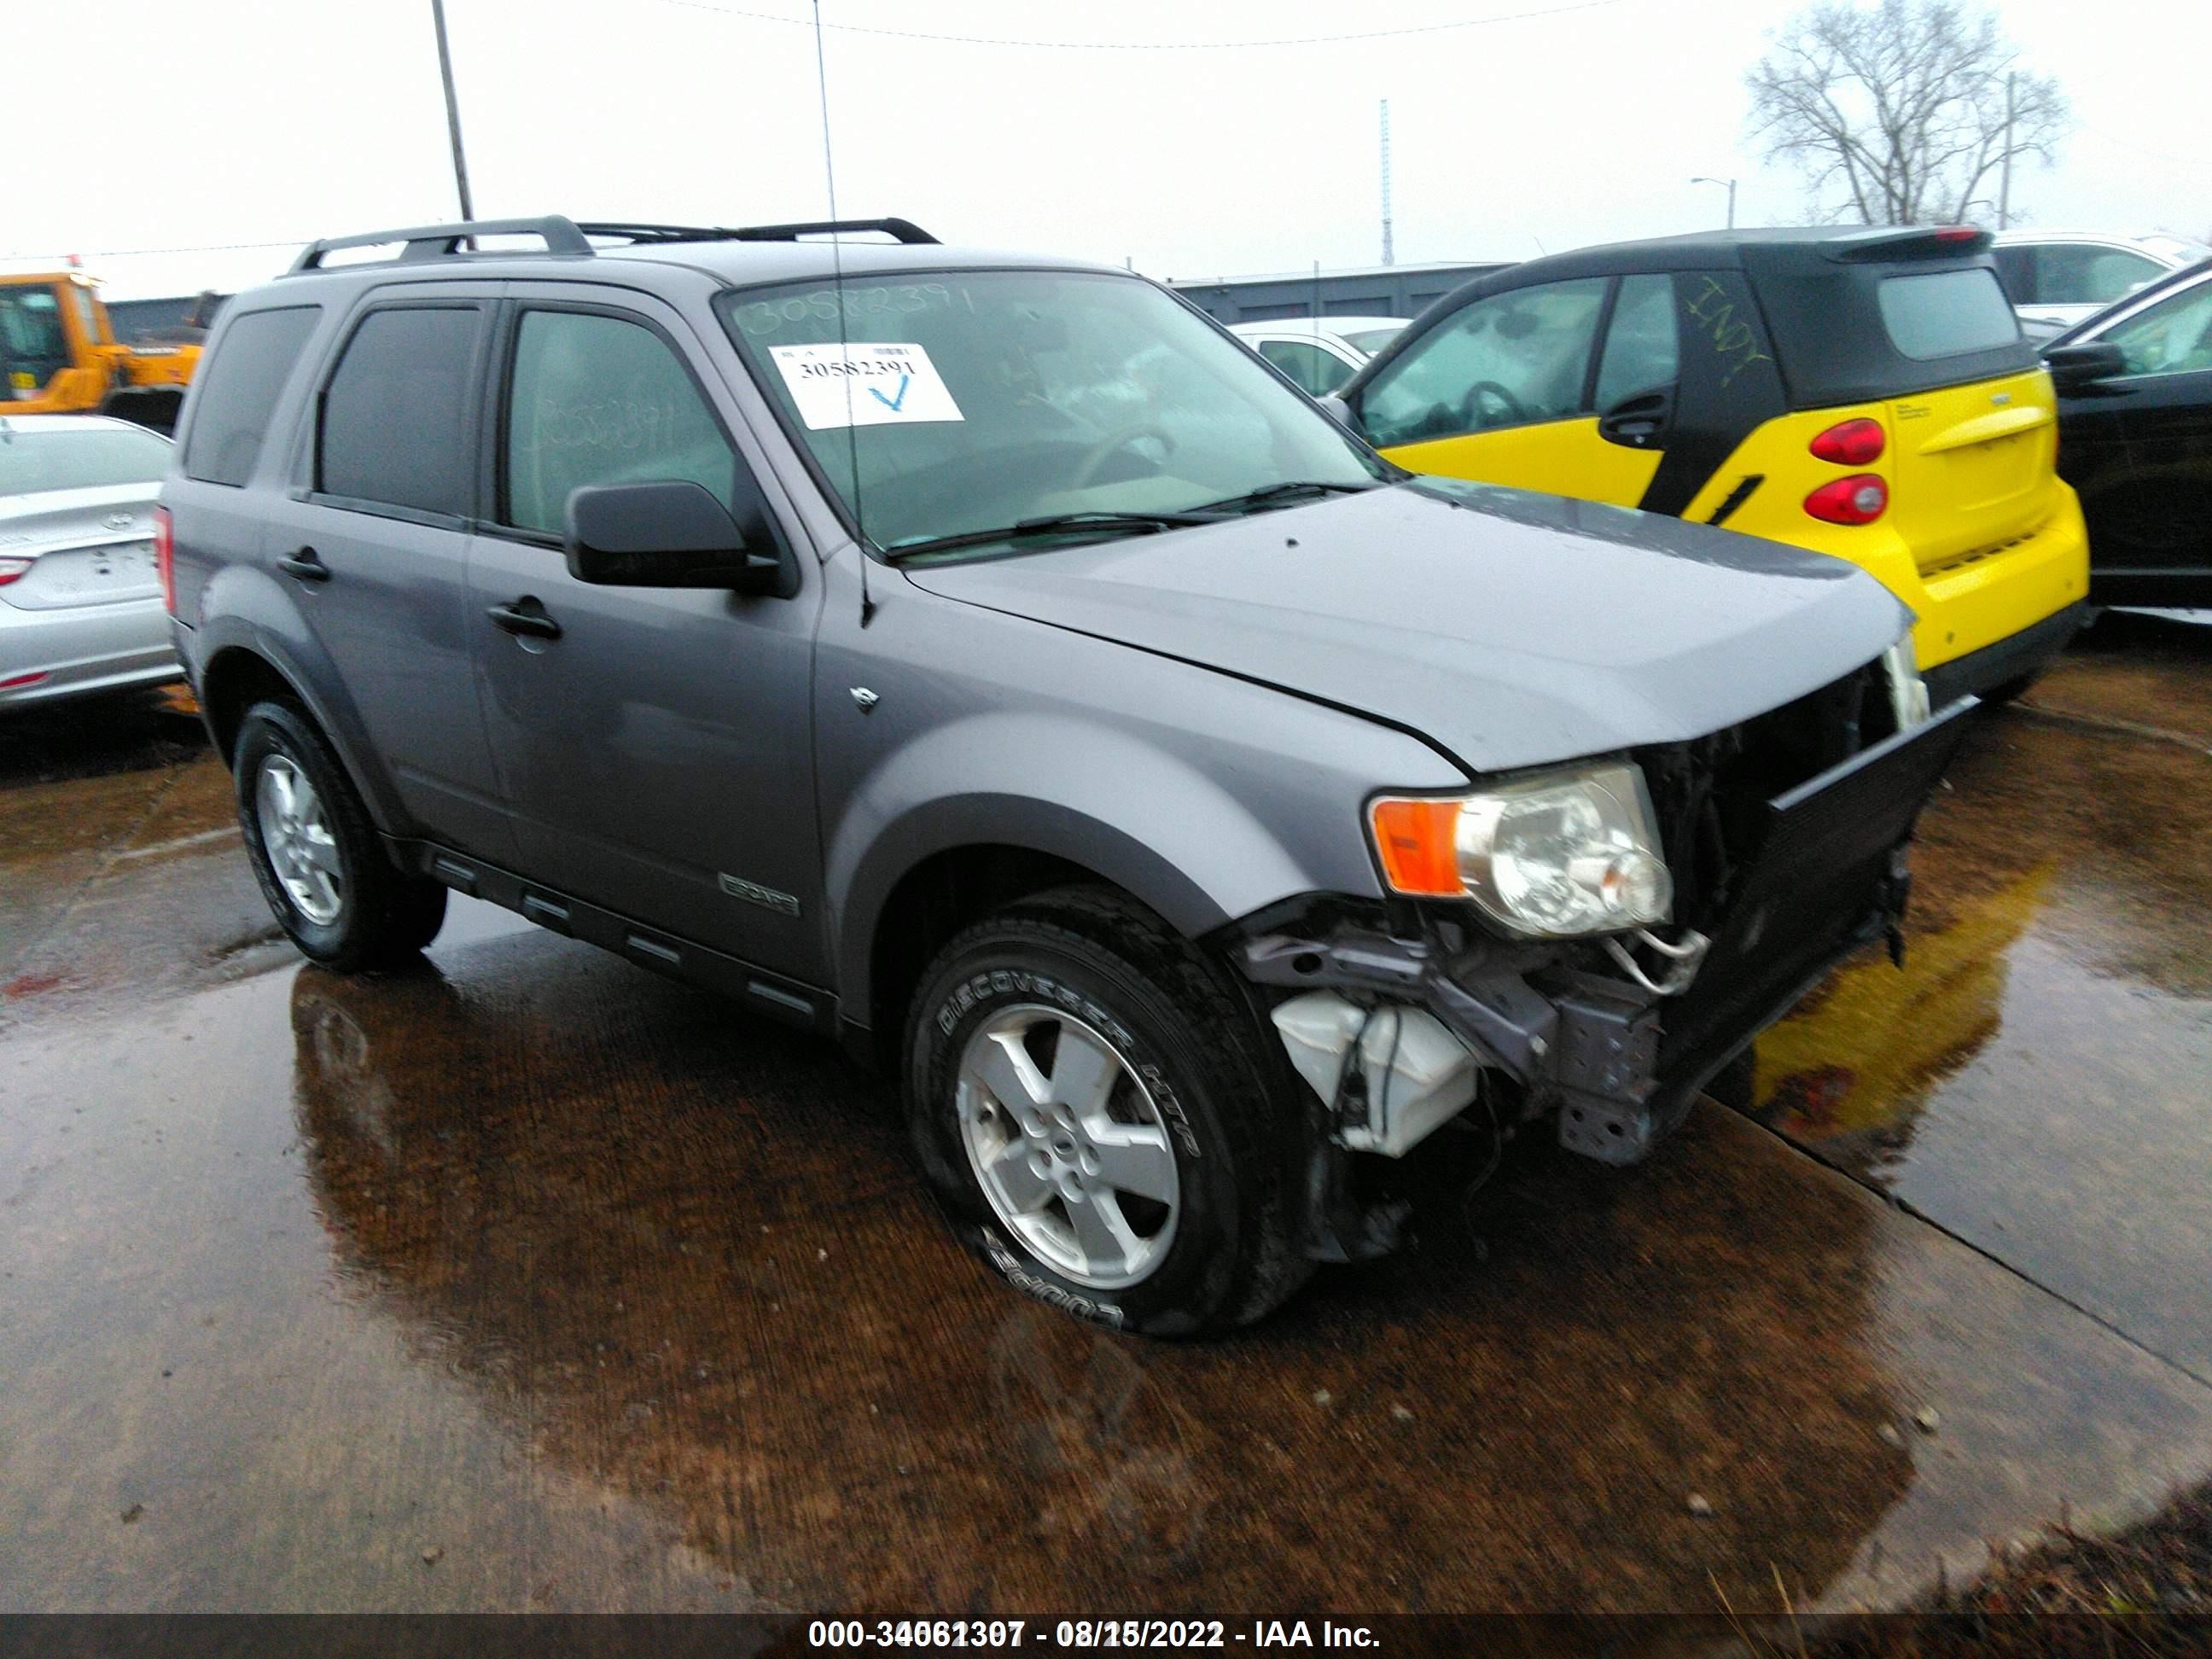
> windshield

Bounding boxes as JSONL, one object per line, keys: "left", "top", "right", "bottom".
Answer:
{"left": 716, "top": 270, "right": 1385, "bottom": 558}
{"left": 0, "top": 423, "right": 172, "bottom": 496}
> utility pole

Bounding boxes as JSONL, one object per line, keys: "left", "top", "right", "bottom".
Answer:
{"left": 1997, "top": 70, "right": 2016, "bottom": 230}
{"left": 1379, "top": 99, "right": 1394, "bottom": 267}
{"left": 1691, "top": 177, "right": 1737, "bottom": 229}
{"left": 430, "top": 0, "right": 475, "bottom": 221}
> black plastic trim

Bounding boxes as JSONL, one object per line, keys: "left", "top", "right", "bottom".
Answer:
{"left": 387, "top": 835, "right": 835, "bottom": 1033}
{"left": 1922, "top": 600, "right": 2088, "bottom": 707}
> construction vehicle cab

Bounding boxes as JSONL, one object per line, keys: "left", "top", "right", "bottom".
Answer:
{"left": 1, "top": 271, "right": 199, "bottom": 435}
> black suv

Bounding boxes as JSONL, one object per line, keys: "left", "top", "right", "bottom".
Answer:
{"left": 160, "top": 216, "right": 1970, "bottom": 1335}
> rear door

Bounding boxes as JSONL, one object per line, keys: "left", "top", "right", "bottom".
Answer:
{"left": 1871, "top": 266, "right": 2060, "bottom": 572}
{"left": 1351, "top": 276, "right": 1665, "bottom": 504}
{"left": 258, "top": 287, "right": 516, "bottom": 862}
{"left": 466, "top": 285, "right": 827, "bottom": 981}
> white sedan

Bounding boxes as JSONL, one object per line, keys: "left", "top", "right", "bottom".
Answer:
{"left": 1228, "top": 317, "right": 1408, "bottom": 397}
{"left": 1, "top": 415, "right": 180, "bottom": 709}
{"left": 1992, "top": 230, "right": 2212, "bottom": 334}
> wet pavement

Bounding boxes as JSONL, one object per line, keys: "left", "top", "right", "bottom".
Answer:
{"left": 3, "top": 618, "right": 2211, "bottom": 1615}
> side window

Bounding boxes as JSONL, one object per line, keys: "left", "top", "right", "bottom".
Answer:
{"left": 2035, "top": 245, "right": 2164, "bottom": 308}
{"left": 1990, "top": 246, "right": 2035, "bottom": 305}
{"left": 1256, "top": 338, "right": 1353, "bottom": 396}
{"left": 2100, "top": 282, "right": 2212, "bottom": 379}
{"left": 504, "top": 310, "right": 738, "bottom": 536}
{"left": 1356, "top": 277, "right": 1609, "bottom": 447}
{"left": 1593, "top": 275, "right": 1679, "bottom": 409}
{"left": 317, "top": 306, "right": 480, "bottom": 516}
{"left": 181, "top": 306, "right": 321, "bottom": 487}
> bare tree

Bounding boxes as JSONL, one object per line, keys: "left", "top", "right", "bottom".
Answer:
{"left": 1747, "top": 0, "right": 2067, "bottom": 225}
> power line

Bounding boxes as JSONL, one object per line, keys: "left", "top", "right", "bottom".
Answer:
{"left": 647, "top": 0, "right": 1636, "bottom": 49}
{"left": 0, "top": 239, "right": 308, "bottom": 263}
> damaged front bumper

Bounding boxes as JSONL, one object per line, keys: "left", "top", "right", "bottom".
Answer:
{"left": 1229, "top": 696, "right": 1976, "bottom": 1250}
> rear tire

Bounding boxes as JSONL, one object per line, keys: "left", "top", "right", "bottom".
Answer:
{"left": 903, "top": 887, "right": 1311, "bottom": 1336}
{"left": 233, "top": 699, "right": 446, "bottom": 971}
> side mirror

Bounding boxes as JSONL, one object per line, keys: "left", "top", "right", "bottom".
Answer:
{"left": 1317, "top": 392, "right": 1359, "bottom": 432}
{"left": 563, "top": 480, "right": 795, "bottom": 597}
{"left": 2041, "top": 340, "right": 2128, "bottom": 393}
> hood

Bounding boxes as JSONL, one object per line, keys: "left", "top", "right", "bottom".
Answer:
{"left": 0, "top": 482, "right": 161, "bottom": 556}
{"left": 899, "top": 480, "right": 1912, "bottom": 775}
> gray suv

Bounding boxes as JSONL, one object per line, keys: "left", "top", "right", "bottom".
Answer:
{"left": 160, "top": 216, "right": 1970, "bottom": 1335}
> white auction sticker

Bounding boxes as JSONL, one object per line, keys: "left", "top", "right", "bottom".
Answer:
{"left": 768, "top": 341, "right": 964, "bottom": 430}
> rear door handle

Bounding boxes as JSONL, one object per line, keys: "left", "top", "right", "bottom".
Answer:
{"left": 486, "top": 597, "right": 562, "bottom": 641}
{"left": 277, "top": 547, "right": 331, "bottom": 583}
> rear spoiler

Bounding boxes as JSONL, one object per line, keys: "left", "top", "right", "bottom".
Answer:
{"left": 1823, "top": 226, "right": 1991, "bottom": 264}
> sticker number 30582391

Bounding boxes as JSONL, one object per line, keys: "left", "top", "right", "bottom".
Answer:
{"left": 768, "top": 342, "right": 965, "bottom": 431}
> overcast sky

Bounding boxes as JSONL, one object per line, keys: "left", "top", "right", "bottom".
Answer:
{"left": 9, "top": 0, "right": 2208, "bottom": 299}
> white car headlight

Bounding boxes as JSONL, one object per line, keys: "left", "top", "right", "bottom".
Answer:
{"left": 1369, "top": 762, "right": 1674, "bottom": 939}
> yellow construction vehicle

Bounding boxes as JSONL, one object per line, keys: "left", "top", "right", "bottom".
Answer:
{"left": 0, "top": 269, "right": 201, "bottom": 434}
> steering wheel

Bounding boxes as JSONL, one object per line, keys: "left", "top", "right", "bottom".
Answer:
{"left": 1459, "top": 380, "right": 1530, "bottom": 429}
{"left": 1071, "top": 424, "right": 1175, "bottom": 490}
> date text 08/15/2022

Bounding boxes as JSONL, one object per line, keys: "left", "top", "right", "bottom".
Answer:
{"left": 806, "top": 1619, "right": 1382, "bottom": 1649}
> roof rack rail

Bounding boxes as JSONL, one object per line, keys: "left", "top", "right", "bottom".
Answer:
{"left": 282, "top": 215, "right": 940, "bottom": 277}
{"left": 573, "top": 218, "right": 939, "bottom": 247}
{"left": 286, "top": 216, "right": 595, "bottom": 275}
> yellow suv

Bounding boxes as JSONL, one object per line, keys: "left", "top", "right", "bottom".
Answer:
{"left": 1330, "top": 227, "right": 2089, "bottom": 704}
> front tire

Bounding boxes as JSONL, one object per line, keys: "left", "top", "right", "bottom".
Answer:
{"left": 233, "top": 699, "right": 446, "bottom": 972}
{"left": 904, "top": 888, "right": 1310, "bottom": 1336}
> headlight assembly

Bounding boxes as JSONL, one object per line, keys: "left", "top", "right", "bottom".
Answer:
{"left": 1368, "top": 762, "right": 1674, "bottom": 939}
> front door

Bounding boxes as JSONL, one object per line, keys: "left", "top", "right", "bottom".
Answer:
{"left": 2078, "top": 276, "right": 2212, "bottom": 604}
{"left": 1351, "top": 275, "right": 1669, "bottom": 507}
{"left": 259, "top": 289, "right": 515, "bottom": 862}
{"left": 466, "top": 288, "right": 828, "bottom": 982}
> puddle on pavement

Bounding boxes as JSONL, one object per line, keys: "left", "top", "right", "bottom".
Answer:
{"left": 9, "top": 638, "right": 2212, "bottom": 1614}
{"left": 1755, "top": 709, "right": 2212, "bottom": 1380}
{"left": 9, "top": 917, "right": 2212, "bottom": 1613}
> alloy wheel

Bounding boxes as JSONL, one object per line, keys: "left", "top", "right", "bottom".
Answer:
{"left": 255, "top": 754, "right": 344, "bottom": 925}
{"left": 956, "top": 1004, "right": 1181, "bottom": 1289}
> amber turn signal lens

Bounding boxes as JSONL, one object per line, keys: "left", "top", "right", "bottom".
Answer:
{"left": 1368, "top": 797, "right": 1464, "bottom": 896}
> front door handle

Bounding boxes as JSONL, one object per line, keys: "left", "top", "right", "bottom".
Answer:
{"left": 277, "top": 547, "right": 331, "bottom": 583}
{"left": 486, "top": 597, "right": 562, "bottom": 641}
{"left": 1598, "top": 389, "right": 1674, "bottom": 449}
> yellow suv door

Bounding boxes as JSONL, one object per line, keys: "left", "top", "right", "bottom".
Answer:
{"left": 1341, "top": 230, "right": 2091, "bottom": 707}
{"left": 1353, "top": 276, "right": 1670, "bottom": 505}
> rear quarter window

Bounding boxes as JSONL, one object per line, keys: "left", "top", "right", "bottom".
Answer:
{"left": 181, "top": 306, "right": 322, "bottom": 487}
{"left": 1877, "top": 270, "right": 2021, "bottom": 360}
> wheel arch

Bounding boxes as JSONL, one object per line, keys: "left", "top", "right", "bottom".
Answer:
{"left": 193, "top": 632, "right": 406, "bottom": 833}
{"left": 842, "top": 806, "right": 1242, "bottom": 1063}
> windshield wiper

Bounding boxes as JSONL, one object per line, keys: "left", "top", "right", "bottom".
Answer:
{"left": 881, "top": 509, "right": 1224, "bottom": 560}
{"left": 1190, "top": 479, "right": 1382, "bottom": 515}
